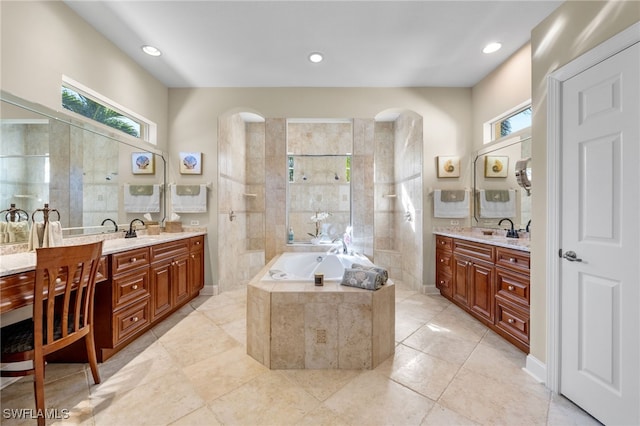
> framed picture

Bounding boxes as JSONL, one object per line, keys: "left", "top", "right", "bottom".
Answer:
{"left": 179, "top": 152, "right": 202, "bottom": 175}
{"left": 131, "top": 152, "right": 155, "bottom": 175}
{"left": 437, "top": 156, "right": 460, "bottom": 178}
{"left": 485, "top": 155, "right": 509, "bottom": 178}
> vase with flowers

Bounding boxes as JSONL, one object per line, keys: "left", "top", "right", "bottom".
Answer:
{"left": 308, "top": 210, "right": 331, "bottom": 244}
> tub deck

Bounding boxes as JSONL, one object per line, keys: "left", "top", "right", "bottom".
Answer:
{"left": 246, "top": 253, "right": 395, "bottom": 369}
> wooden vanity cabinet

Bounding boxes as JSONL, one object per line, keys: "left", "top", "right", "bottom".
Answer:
{"left": 149, "top": 239, "right": 190, "bottom": 322}
{"left": 435, "top": 236, "right": 453, "bottom": 299}
{"left": 94, "top": 247, "right": 151, "bottom": 361}
{"left": 435, "top": 235, "right": 530, "bottom": 353}
{"left": 1, "top": 235, "right": 205, "bottom": 362}
{"left": 188, "top": 236, "right": 205, "bottom": 297}
{"left": 452, "top": 240, "right": 495, "bottom": 326}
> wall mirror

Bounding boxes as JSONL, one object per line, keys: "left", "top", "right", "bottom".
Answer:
{"left": 286, "top": 119, "right": 352, "bottom": 244}
{"left": 473, "top": 131, "right": 531, "bottom": 230}
{"left": 0, "top": 91, "right": 166, "bottom": 245}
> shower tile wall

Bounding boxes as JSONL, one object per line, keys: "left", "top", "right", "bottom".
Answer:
{"left": 218, "top": 114, "right": 266, "bottom": 292}
{"left": 0, "top": 122, "right": 49, "bottom": 218}
{"left": 393, "top": 112, "right": 423, "bottom": 289}
{"left": 352, "top": 119, "right": 374, "bottom": 259}
{"left": 80, "top": 127, "right": 119, "bottom": 228}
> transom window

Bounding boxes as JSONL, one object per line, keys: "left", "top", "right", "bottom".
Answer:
{"left": 60, "top": 76, "right": 156, "bottom": 144}
{"left": 484, "top": 101, "right": 532, "bottom": 143}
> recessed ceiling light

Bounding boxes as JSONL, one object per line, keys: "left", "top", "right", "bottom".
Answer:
{"left": 308, "top": 52, "right": 323, "bottom": 63}
{"left": 482, "top": 42, "right": 502, "bottom": 54}
{"left": 142, "top": 45, "right": 162, "bottom": 57}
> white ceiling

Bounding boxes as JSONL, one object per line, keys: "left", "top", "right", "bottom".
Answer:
{"left": 64, "top": 1, "right": 562, "bottom": 88}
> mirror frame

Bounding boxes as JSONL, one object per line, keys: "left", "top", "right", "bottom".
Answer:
{"left": 0, "top": 90, "right": 167, "bottom": 242}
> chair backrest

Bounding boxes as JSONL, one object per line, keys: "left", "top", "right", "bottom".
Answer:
{"left": 32, "top": 241, "right": 103, "bottom": 356}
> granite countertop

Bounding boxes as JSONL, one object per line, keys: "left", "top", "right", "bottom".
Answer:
{"left": 433, "top": 227, "right": 530, "bottom": 252}
{"left": 0, "top": 231, "right": 206, "bottom": 277}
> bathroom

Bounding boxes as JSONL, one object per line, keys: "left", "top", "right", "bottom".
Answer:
{"left": 1, "top": 1, "right": 639, "bottom": 424}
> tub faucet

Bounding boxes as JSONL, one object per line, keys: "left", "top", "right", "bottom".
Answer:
{"left": 498, "top": 218, "right": 519, "bottom": 239}
{"left": 125, "top": 218, "right": 145, "bottom": 239}
{"left": 526, "top": 219, "right": 531, "bottom": 233}
{"left": 101, "top": 218, "right": 118, "bottom": 233}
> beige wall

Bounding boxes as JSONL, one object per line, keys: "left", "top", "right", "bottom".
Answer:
{"left": 471, "top": 43, "right": 532, "bottom": 151}
{"left": 168, "top": 88, "right": 471, "bottom": 288}
{"left": 530, "top": 1, "right": 640, "bottom": 363}
{"left": 0, "top": 1, "right": 168, "bottom": 150}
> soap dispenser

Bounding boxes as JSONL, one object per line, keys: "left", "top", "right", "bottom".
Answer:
{"left": 288, "top": 227, "right": 294, "bottom": 243}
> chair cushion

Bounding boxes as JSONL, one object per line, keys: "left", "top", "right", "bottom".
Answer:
{"left": 1, "top": 315, "right": 86, "bottom": 355}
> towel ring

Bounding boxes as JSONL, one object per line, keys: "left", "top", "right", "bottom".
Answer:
{"left": 1, "top": 204, "right": 29, "bottom": 222}
{"left": 31, "top": 203, "right": 61, "bottom": 224}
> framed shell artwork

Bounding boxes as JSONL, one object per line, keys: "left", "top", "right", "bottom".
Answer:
{"left": 484, "top": 155, "right": 509, "bottom": 178}
{"left": 437, "top": 156, "right": 460, "bottom": 178}
{"left": 179, "top": 152, "right": 202, "bottom": 175}
{"left": 131, "top": 152, "right": 155, "bottom": 175}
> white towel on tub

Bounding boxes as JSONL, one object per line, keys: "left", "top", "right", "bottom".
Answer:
{"left": 124, "top": 184, "right": 161, "bottom": 213}
{"left": 433, "top": 189, "right": 469, "bottom": 218}
{"left": 170, "top": 184, "right": 207, "bottom": 213}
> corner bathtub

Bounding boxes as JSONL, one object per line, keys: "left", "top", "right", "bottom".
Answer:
{"left": 247, "top": 251, "right": 395, "bottom": 370}
{"left": 263, "top": 251, "right": 374, "bottom": 281}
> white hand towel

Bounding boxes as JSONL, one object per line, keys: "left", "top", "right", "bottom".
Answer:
{"left": 8, "top": 221, "right": 29, "bottom": 243}
{"left": 433, "top": 190, "right": 469, "bottom": 218}
{"left": 479, "top": 189, "right": 516, "bottom": 218}
{"left": 28, "top": 221, "right": 45, "bottom": 251}
{"left": 170, "top": 184, "right": 207, "bottom": 213}
{"left": 43, "top": 221, "right": 64, "bottom": 247}
{"left": 124, "top": 184, "right": 161, "bottom": 213}
{"left": 0, "top": 221, "right": 7, "bottom": 244}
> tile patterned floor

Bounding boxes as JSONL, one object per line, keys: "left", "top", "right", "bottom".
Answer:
{"left": 1, "top": 283, "right": 601, "bottom": 425}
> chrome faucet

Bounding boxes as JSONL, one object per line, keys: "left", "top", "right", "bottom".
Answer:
{"left": 125, "top": 218, "right": 145, "bottom": 239}
{"left": 101, "top": 218, "right": 119, "bottom": 233}
{"left": 526, "top": 219, "right": 531, "bottom": 233}
{"left": 498, "top": 218, "right": 519, "bottom": 239}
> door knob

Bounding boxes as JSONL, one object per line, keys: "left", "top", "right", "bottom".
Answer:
{"left": 562, "top": 250, "right": 582, "bottom": 262}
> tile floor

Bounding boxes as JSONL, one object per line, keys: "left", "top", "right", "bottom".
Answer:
{"left": 1, "top": 282, "right": 601, "bottom": 425}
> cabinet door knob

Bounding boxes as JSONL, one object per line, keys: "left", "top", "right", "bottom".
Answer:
{"left": 440, "top": 258, "right": 445, "bottom": 263}
{"left": 508, "top": 285, "right": 515, "bottom": 291}
{"left": 191, "top": 255, "right": 195, "bottom": 259}
{"left": 508, "top": 318, "right": 515, "bottom": 324}
{"left": 195, "top": 241, "right": 200, "bottom": 245}
{"left": 130, "top": 257, "right": 137, "bottom": 263}
{"left": 132, "top": 316, "right": 139, "bottom": 322}
{"left": 55, "top": 277, "right": 62, "bottom": 284}
{"left": 132, "top": 284, "right": 138, "bottom": 290}
{"left": 509, "top": 257, "right": 517, "bottom": 263}
{"left": 440, "top": 280, "right": 445, "bottom": 285}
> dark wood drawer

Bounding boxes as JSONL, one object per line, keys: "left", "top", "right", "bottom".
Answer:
{"left": 189, "top": 235, "right": 204, "bottom": 251}
{"left": 453, "top": 239, "right": 495, "bottom": 263}
{"left": 496, "top": 247, "right": 530, "bottom": 274}
{"left": 435, "top": 271, "right": 452, "bottom": 299}
{"left": 112, "top": 247, "right": 150, "bottom": 275}
{"left": 113, "top": 297, "right": 150, "bottom": 345}
{"left": 435, "top": 235, "right": 453, "bottom": 251}
{"left": 150, "top": 240, "right": 190, "bottom": 262}
{"left": 436, "top": 249, "right": 453, "bottom": 274}
{"left": 495, "top": 296, "right": 529, "bottom": 345}
{"left": 496, "top": 267, "right": 530, "bottom": 307}
{"left": 112, "top": 267, "right": 149, "bottom": 310}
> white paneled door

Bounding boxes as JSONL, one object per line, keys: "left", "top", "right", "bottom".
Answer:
{"left": 560, "top": 41, "right": 639, "bottom": 425}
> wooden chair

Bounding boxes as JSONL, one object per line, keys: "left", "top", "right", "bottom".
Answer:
{"left": 1, "top": 241, "right": 103, "bottom": 425}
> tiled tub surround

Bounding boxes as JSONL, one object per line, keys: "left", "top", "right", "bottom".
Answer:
{"left": 247, "top": 254, "right": 395, "bottom": 370}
